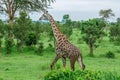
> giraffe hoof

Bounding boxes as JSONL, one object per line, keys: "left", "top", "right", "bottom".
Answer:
{"left": 82, "top": 64, "right": 85, "bottom": 70}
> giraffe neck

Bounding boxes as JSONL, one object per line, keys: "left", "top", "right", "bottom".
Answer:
{"left": 49, "top": 15, "right": 66, "bottom": 41}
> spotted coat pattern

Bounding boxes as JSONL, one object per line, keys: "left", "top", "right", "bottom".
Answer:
{"left": 40, "top": 11, "right": 85, "bottom": 70}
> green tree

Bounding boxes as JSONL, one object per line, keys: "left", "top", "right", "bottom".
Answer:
{"left": 3, "top": 24, "right": 14, "bottom": 54}
{"left": 99, "top": 9, "right": 115, "bottom": 20}
{"left": 5, "top": 37, "right": 13, "bottom": 54}
{"left": 99, "top": 9, "right": 115, "bottom": 35}
{"left": 33, "top": 21, "right": 43, "bottom": 40}
{"left": 71, "top": 21, "right": 81, "bottom": 28}
{"left": 61, "top": 14, "right": 73, "bottom": 38}
{"left": 0, "top": 0, "right": 55, "bottom": 27}
{"left": 109, "top": 18, "right": 120, "bottom": 45}
{"left": 63, "top": 14, "right": 70, "bottom": 21}
{"left": 0, "top": 19, "right": 4, "bottom": 52}
{"left": 81, "top": 18, "right": 106, "bottom": 56}
{"left": 13, "top": 11, "right": 32, "bottom": 51}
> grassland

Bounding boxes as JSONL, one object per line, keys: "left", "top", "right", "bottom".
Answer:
{"left": 0, "top": 29, "right": 120, "bottom": 80}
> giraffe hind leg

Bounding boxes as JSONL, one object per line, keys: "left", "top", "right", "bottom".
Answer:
{"left": 70, "top": 57, "right": 76, "bottom": 71}
{"left": 50, "top": 54, "right": 60, "bottom": 70}
{"left": 77, "top": 56, "right": 85, "bottom": 70}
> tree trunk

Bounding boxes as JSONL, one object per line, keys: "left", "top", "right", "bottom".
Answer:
{"left": 9, "top": 18, "right": 14, "bottom": 28}
{"left": 89, "top": 44, "right": 93, "bottom": 56}
{"left": 9, "top": 17, "right": 14, "bottom": 39}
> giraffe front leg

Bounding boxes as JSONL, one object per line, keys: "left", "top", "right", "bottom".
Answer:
{"left": 62, "top": 56, "right": 66, "bottom": 68}
{"left": 50, "top": 54, "right": 60, "bottom": 70}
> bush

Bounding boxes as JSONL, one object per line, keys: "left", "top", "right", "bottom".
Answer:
{"left": 36, "top": 42, "right": 44, "bottom": 55}
{"left": 44, "top": 70, "right": 77, "bottom": 80}
{"left": 44, "top": 70, "right": 120, "bottom": 80}
{"left": 105, "top": 51, "right": 115, "bottom": 58}
{"left": 5, "top": 38, "right": 13, "bottom": 54}
{"left": 25, "top": 33, "right": 37, "bottom": 46}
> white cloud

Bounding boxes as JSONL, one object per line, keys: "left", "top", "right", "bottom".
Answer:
{"left": 46, "top": 0, "right": 120, "bottom": 21}
{"left": 0, "top": 0, "right": 120, "bottom": 21}
{"left": 51, "top": 0, "right": 120, "bottom": 11}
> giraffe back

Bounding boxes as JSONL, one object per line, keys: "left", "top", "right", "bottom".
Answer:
{"left": 56, "top": 37, "right": 80, "bottom": 58}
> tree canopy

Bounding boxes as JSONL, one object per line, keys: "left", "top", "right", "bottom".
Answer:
{"left": 99, "top": 9, "right": 115, "bottom": 20}
{"left": 0, "top": 0, "right": 55, "bottom": 27}
{"left": 81, "top": 18, "right": 106, "bottom": 56}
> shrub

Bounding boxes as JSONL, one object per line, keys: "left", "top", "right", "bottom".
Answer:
{"left": 36, "top": 42, "right": 44, "bottom": 55}
{"left": 25, "top": 33, "right": 37, "bottom": 46}
{"left": 44, "top": 70, "right": 76, "bottom": 80}
{"left": 5, "top": 38, "right": 13, "bottom": 54}
{"left": 44, "top": 45, "right": 54, "bottom": 52}
{"left": 44, "top": 70, "right": 120, "bottom": 80}
{"left": 44, "top": 70, "right": 103, "bottom": 80}
{"left": 105, "top": 51, "right": 115, "bottom": 58}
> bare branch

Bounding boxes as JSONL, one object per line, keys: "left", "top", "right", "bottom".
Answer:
{"left": 0, "top": 5, "right": 6, "bottom": 12}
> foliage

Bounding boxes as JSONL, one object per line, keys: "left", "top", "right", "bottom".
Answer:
{"left": 0, "top": 0, "right": 55, "bottom": 27}
{"left": 3, "top": 24, "right": 14, "bottom": 54}
{"left": 109, "top": 19, "right": 120, "bottom": 45}
{"left": 5, "top": 37, "right": 13, "bottom": 54}
{"left": 60, "top": 14, "right": 73, "bottom": 38}
{"left": 13, "top": 11, "right": 33, "bottom": 51}
{"left": 44, "top": 69, "right": 120, "bottom": 80}
{"left": 71, "top": 21, "right": 82, "bottom": 28}
{"left": 0, "top": 19, "right": 4, "bottom": 52}
{"left": 25, "top": 32, "right": 37, "bottom": 46}
{"left": 105, "top": 51, "right": 115, "bottom": 58}
{"left": 99, "top": 9, "right": 115, "bottom": 20}
{"left": 81, "top": 18, "right": 106, "bottom": 55}
{"left": 0, "top": 19, "right": 4, "bottom": 38}
{"left": 36, "top": 42, "right": 44, "bottom": 55}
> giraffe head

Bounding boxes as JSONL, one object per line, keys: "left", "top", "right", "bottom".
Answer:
{"left": 39, "top": 10, "right": 51, "bottom": 20}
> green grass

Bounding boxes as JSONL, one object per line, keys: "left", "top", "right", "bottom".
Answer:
{"left": 0, "top": 29, "right": 120, "bottom": 80}
{"left": 0, "top": 47, "right": 120, "bottom": 80}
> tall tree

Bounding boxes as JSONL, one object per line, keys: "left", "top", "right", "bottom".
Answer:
{"left": 61, "top": 14, "right": 73, "bottom": 38}
{"left": 0, "top": 0, "right": 55, "bottom": 27}
{"left": 99, "top": 9, "right": 115, "bottom": 20}
{"left": 81, "top": 18, "right": 106, "bottom": 56}
{"left": 13, "top": 11, "right": 32, "bottom": 51}
{"left": 109, "top": 18, "right": 120, "bottom": 45}
{"left": 99, "top": 9, "right": 115, "bottom": 34}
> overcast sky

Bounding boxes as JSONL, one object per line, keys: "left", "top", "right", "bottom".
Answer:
{"left": 0, "top": 0, "right": 120, "bottom": 21}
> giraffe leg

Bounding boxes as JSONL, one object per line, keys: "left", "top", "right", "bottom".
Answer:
{"left": 50, "top": 54, "right": 60, "bottom": 70}
{"left": 77, "top": 56, "right": 85, "bottom": 70}
{"left": 62, "top": 56, "right": 66, "bottom": 68}
{"left": 70, "top": 57, "right": 76, "bottom": 71}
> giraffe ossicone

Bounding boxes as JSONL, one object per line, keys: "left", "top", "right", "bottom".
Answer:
{"left": 39, "top": 10, "right": 85, "bottom": 71}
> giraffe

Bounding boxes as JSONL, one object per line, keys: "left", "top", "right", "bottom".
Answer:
{"left": 39, "top": 10, "right": 85, "bottom": 71}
